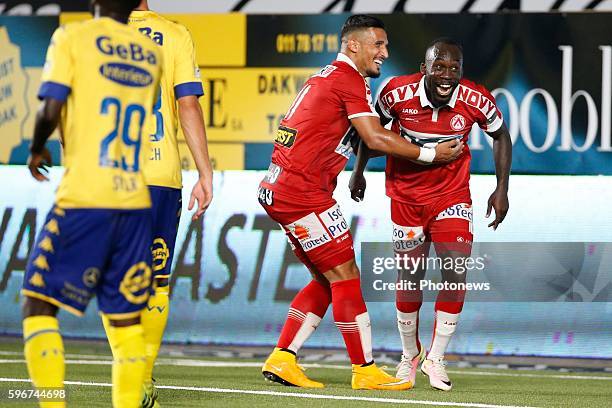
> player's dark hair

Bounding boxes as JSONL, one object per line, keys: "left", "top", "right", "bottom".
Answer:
{"left": 97, "top": 0, "right": 141, "bottom": 14}
{"left": 340, "top": 15, "right": 385, "bottom": 39}
{"left": 428, "top": 37, "right": 463, "bottom": 54}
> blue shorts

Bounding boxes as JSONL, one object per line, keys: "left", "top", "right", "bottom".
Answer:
{"left": 149, "top": 186, "right": 182, "bottom": 282}
{"left": 22, "top": 207, "right": 153, "bottom": 318}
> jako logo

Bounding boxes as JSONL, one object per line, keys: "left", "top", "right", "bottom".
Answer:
{"left": 99, "top": 63, "right": 153, "bottom": 87}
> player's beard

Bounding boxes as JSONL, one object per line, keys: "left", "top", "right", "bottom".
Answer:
{"left": 366, "top": 66, "right": 381, "bottom": 78}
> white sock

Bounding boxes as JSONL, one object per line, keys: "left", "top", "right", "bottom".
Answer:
{"left": 287, "top": 312, "right": 322, "bottom": 353}
{"left": 397, "top": 310, "right": 419, "bottom": 359}
{"left": 427, "top": 311, "right": 459, "bottom": 362}
{"left": 355, "top": 312, "right": 373, "bottom": 363}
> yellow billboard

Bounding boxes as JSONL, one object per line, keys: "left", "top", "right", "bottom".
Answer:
{"left": 60, "top": 13, "right": 246, "bottom": 67}
{"left": 197, "top": 68, "right": 319, "bottom": 143}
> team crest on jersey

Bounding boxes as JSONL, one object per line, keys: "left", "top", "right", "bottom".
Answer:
{"left": 275, "top": 125, "right": 297, "bottom": 148}
{"left": 450, "top": 114, "right": 466, "bottom": 131}
{"left": 82, "top": 267, "right": 101, "bottom": 288}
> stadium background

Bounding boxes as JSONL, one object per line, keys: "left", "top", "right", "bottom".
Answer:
{"left": 1, "top": 0, "right": 611, "bottom": 360}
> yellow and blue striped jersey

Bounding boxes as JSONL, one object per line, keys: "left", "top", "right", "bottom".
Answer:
{"left": 39, "top": 18, "right": 162, "bottom": 209}
{"left": 128, "top": 10, "right": 204, "bottom": 189}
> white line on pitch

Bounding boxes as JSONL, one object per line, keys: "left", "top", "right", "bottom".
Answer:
{"left": 0, "top": 378, "right": 537, "bottom": 408}
{"left": 0, "top": 358, "right": 611, "bottom": 381}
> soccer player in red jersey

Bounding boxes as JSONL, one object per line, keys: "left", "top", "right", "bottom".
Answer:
{"left": 259, "top": 16, "right": 464, "bottom": 390}
{"left": 350, "top": 38, "right": 512, "bottom": 391}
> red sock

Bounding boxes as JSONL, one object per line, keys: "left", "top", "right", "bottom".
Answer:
{"left": 435, "top": 289, "right": 466, "bottom": 314}
{"left": 396, "top": 288, "right": 422, "bottom": 313}
{"left": 331, "top": 278, "right": 372, "bottom": 365}
{"left": 277, "top": 280, "right": 331, "bottom": 352}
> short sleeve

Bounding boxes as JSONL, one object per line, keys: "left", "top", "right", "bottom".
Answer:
{"left": 375, "top": 76, "right": 396, "bottom": 120}
{"left": 478, "top": 86, "right": 503, "bottom": 133}
{"left": 173, "top": 26, "right": 204, "bottom": 100}
{"left": 336, "top": 72, "right": 378, "bottom": 120}
{"left": 38, "top": 26, "right": 74, "bottom": 101}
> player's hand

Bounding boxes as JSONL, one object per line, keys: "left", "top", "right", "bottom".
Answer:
{"left": 188, "top": 175, "right": 213, "bottom": 221}
{"left": 433, "top": 140, "right": 464, "bottom": 163}
{"left": 486, "top": 187, "right": 509, "bottom": 230}
{"left": 27, "top": 148, "right": 52, "bottom": 182}
{"left": 349, "top": 172, "right": 366, "bottom": 202}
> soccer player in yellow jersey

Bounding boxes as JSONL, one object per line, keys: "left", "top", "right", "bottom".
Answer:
{"left": 122, "top": 1, "right": 213, "bottom": 406}
{"left": 21, "top": 0, "right": 161, "bottom": 407}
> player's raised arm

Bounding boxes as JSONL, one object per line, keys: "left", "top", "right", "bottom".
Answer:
{"left": 486, "top": 122, "right": 512, "bottom": 230}
{"left": 351, "top": 115, "right": 464, "bottom": 164}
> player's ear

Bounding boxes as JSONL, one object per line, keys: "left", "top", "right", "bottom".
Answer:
{"left": 420, "top": 62, "right": 426, "bottom": 74}
{"left": 347, "top": 38, "right": 360, "bottom": 53}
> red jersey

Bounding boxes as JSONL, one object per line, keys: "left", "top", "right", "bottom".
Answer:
{"left": 261, "top": 53, "right": 378, "bottom": 205}
{"left": 377, "top": 73, "right": 503, "bottom": 205}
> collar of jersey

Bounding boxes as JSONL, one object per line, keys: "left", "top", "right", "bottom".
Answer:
{"left": 130, "top": 10, "right": 156, "bottom": 18}
{"left": 335, "top": 53, "right": 362, "bottom": 76}
{"left": 416, "top": 76, "right": 460, "bottom": 109}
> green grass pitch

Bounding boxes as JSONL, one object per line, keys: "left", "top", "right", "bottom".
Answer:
{"left": 0, "top": 339, "right": 611, "bottom": 407}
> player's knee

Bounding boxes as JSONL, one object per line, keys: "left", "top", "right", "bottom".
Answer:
{"left": 22, "top": 296, "right": 58, "bottom": 319}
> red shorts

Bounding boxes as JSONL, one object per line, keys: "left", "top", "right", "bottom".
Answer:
{"left": 391, "top": 194, "right": 473, "bottom": 256}
{"left": 258, "top": 186, "right": 355, "bottom": 272}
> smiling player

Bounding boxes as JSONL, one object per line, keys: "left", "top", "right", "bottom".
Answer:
{"left": 350, "top": 38, "right": 512, "bottom": 391}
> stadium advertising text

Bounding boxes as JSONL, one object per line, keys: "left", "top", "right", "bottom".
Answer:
{"left": 1, "top": 170, "right": 612, "bottom": 356}
{"left": 468, "top": 45, "right": 612, "bottom": 153}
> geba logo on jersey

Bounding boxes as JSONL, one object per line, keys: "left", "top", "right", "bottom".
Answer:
{"left": 96, "top": 36, "right": 156, "bottom": 87}
{"left": 96, "top": 36, "right": 157, "bottom": 64}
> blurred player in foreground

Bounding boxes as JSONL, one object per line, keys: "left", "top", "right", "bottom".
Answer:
{"left": 21, "top": 0, "right": 161, "bottom": 406}
{"left": 258, "top": 15, "right": 464, "bottom": 390}
{"left": 104, "top": 1, "right": 212, "bottom": 407}
{"left": 351, "top": 38, "right": 512, "bottom": 390}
